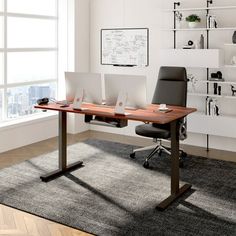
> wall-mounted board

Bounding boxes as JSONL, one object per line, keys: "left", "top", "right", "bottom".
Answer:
{"left": 101, "top": 28, "right": 149, "bottom": 66}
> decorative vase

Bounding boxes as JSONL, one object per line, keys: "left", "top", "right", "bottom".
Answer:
{"left": 232, "top": 31, "right": 236, "bottom": 44}
{"left": 231, "top": 56, "right": 236, "bottom": 65}
{"left": 188, "top": 22, "right": 198, "bottom": 28}
{"left": 176, "top": 21, "right": 182, "bottom": 29}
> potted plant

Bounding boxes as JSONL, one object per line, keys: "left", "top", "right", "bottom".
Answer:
{"left": 186, "top": 14, "right": 201, "bottom": 28}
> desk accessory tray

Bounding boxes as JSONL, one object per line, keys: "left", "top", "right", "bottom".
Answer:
{"left": 84, "top": 115, "right": 128, "bottom": 128}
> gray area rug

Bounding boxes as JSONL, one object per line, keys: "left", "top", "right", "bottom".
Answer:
{"left": 0, "top": 139, "right": 235, "bottom": 236}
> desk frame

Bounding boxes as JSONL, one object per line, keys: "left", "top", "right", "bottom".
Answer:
{"left": 36, "top": 103, "right": 195, "bottom": 210}
{"left": 40, "top": 111, "right": 83, "bottom": 181}
{"left": 156, "top": 121, "right": 191, "bottom": 210}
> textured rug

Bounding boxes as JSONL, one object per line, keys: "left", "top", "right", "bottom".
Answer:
{"left": 0, "top": 139, "right": 235, "bottom": 236}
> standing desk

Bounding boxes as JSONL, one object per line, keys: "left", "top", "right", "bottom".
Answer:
{"left": 35, "top": 103, "right": 196, "bottom": 210}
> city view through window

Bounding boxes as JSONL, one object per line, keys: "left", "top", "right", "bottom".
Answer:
{"left": 7, "top": 83, "right": 56, "bottom": 119}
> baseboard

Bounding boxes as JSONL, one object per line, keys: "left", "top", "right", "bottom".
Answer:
{"left": 88, "top": 130, "right": 236, "bottom": 163}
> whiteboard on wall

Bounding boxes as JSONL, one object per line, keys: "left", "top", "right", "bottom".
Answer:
{"left": 101, "top": 28, "right": 149, "bottom": 66}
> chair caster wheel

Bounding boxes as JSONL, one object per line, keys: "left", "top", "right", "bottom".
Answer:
{"left": 130, "top": 153, "right": 135, "bottom": 158}
{"left": 143, "top": 161, "right": 149, "bottom": 169}
{"left": 179, "top": 160, "right": 184, "bottom": 168}
{"left": 180, "top": 151, "right": 187, "bottom": 158}
{"left": 158, "top": 150, "right": 162, "bottom": 156}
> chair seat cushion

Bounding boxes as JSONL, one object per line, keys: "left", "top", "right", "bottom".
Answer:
{"left": 135, "top": 124, "right": 170, "bottom": 139}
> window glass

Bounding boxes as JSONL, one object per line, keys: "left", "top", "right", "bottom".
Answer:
{"left": 0, "top": 53, "right": 3, "bottom": 84}
{"left": 7, "top": 83, "right": 56, "bottom": 119}
{"left": 8, "top": 51, "right": 57, "bottom": 83}
{"left": 0, "top": 0, "right": 64, "bottom": 122}
{"left": 8, "top": 17, "right": 57, "bottom": 48}
{"left": 8, "top": 0, "right": 57, "bottom": 16}
{"left": 0, "top": 16, "right": 3, "bottom": 48}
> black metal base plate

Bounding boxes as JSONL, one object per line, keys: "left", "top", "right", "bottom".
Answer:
{"left": 40, "top": 161, "right": 84, "bottom": 182}
{"left": 156, "top": 184, "right": 192, "bottom": 211}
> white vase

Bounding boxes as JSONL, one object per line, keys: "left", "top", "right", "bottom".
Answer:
{"left": 188, "top": 22, "right": 199, "bottom": 28}
{"left": 176, "top": 21, "right": 182, "bottom": 29}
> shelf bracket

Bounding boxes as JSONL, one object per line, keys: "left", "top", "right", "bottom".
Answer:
{"left": 207, "top": 0, "right": 213, "bottom": 7}
{"left": 174, "top": 2, "right": 180, "bottom": 9}
{"left": 173, "top": 2, "right": 180, "bottom": 49}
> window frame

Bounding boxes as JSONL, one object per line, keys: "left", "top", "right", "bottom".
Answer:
{"left": 0, "top": 0, "right": 59, "bottom": 121}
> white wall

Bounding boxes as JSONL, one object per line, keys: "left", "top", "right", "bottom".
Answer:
{"left": 67, "top": 0, "right": 90, "bottom": 134}
{"left": 90, "top": 0, "right": 162, "bottom": 103}
{"left": 0, "top": 114, "right": 58, "bottom": 153}
{"left": 89, "top": 0, "right": 162, "bottom": 137}
{"left": 89, "top": 0, "right": 236, "bottom": 152}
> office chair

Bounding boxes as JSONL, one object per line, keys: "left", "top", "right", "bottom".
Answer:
{"left": 130, "top": 66, "right": 188, "bottom": 168}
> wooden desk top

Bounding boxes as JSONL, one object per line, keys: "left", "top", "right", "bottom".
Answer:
{"left": 35, "top": 103, "right": 196, "bottom": 125}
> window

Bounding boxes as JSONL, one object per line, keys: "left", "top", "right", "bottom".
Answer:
{"left": 0, "top": 0, "right": 61, "bottom": 121}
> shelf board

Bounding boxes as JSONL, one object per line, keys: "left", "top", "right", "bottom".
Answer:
{"left": 224, "top": 65, "right": 236, "bottom": 68}
{"left": 210, "top": 27, "right": 236, "bottom": 31}
{"left": 163, "top": 7, "right": 206, "bottom": 12}
{"left": 209, "top": 6, "right": 236, "bottom": 10}
{"left": 224, "top": 43, "right": 236, "bottom": 46}
{"left": 164, "top": 6, "right": 236, "bottom": 12}
{"left": 162, "top": 28, "right": 206, "bottom": 31}
{"left": 197, "top": 80, "right": 236, "bottom": 85}
{"left": 224, "top": 95, "right": 236, "bottom": 99}
{"left": 189, "top": 112, "right": 236, "bottom": 120}
{"left": 188, "top": 93, "right": 218, "bottom": 98}
{"left": 188, "top": 92, "right": 236, "bottom": 99}
{"left": 162, "top": 27, "right": 236, "bottom": 31}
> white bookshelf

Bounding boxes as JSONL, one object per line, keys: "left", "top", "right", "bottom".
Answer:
{"left": 162, "top": 1, "right": 236, "bottom": 145}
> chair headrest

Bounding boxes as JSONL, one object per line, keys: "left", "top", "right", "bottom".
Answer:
{"left": 158, "top": 66, "right": 187, "bottom": 81}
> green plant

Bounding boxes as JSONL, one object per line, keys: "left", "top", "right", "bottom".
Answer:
{"left": 185, "top": 14, "right": 201, "bottom": 22}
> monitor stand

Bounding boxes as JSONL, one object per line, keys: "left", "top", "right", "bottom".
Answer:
{"left": 72, "top": 89, "right": 88, "bottom": 111}
{"left": 114, "top": 91, "right": 130, "bottom": 115}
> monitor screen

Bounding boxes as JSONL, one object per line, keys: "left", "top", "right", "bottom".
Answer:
{"left": 104, "top": 74, "right": 147, "bottom": 109}
{"left": 65, "top": 72, "right": 103, "bottom": 105}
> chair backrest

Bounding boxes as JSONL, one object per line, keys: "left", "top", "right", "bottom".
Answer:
{"left": 152, "top": 66, "right": 187, "bottom": 107}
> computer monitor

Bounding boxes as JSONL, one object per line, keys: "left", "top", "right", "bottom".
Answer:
{"left": 104, "top": 74, "right": 147, "bottom": 109}
{"left": 65, "top": 72, "right": 103, "bottom": 105}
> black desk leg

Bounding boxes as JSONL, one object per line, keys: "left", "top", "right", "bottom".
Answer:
{"left": 40, "top": 111, "right": 83, "bottom": 182}
{"left": 156, "top": 120, "right": 191, "bottom": 211}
